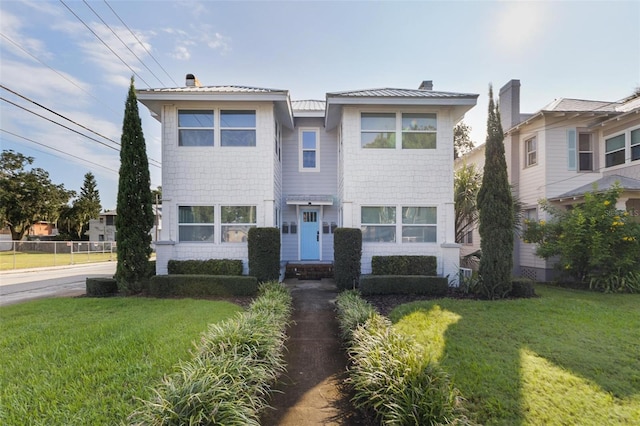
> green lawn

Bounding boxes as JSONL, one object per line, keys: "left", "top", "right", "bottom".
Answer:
{"left": 0, "top": 251, "right": 115, "bottom": 270}
{"left": 390, "top": 285, "right": 640, "bottom": 425}
{"left": 0, "top": 297, "right": 243, "bottom": 425}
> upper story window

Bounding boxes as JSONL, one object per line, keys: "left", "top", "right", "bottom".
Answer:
{"left": 361, "top": 113, "right": 396, "bottom": 148}
{"left": 221, "top": 206, "right": 256, "bottom": 243}
{"left": 525, "top": 136, "right": 537, "bottom": 167}
{"left": 361, "top": 206, "right": 396, "bottom": 242}
{"left": 299, "top": 128, "right": 320, "bottom": 171}
{"left": 220, "top": 110, "right": 256, "bottom": 147}
{"left": 578, "top": 132, "right": 594, "bottom": 171}
{"left": 178, "top": 110, "right": 214, "bottom": 146}
{"left": 402, "top": 206, "right": 437, "bottom": 242}
{"left": 401, "top": 113, "right": 437, "bottom": 149}
{"left": 605, "top": 134, "right": 625, "bottom": 168}
{"left": 178, "top": 206, "right": 214, "bottom": 242}
{"left": 632, "top": 129, "right": 640, "bottom": 162}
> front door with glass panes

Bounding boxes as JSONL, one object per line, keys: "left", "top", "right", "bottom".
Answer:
{"left": 300, "top": 209, "right": 320, "bottom": 260}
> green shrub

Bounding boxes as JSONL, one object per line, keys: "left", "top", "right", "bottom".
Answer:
{"left": 85, "top": 277, "right": 118, "bottom": 296}
{"left": 371, "top": 255, "right": 437, "bottom": 276}
{"left": 148, "top": 260, "right": 156, "bottom": 277}
{"left": 590, "top": 270, "right": 640, "bottom": 294}
{"left": 248, "top": 227, "right": 281, "bottom": 282}
{"left": 510, "top": 278, "right": 536, "bottom": 298}
{"left": 335, "top": 292, "right": 470, "bottom": 425}
{"left": 148, "top": 275, "right": 258, "bottom": 297}
{"left": 359, "top": 275, "right": 449, "bottom": 296}
{"left": 334, "top": 228, "right": 362, "bottom": 290}
{"left": 130, "top": 282, "right": 292, "bottom": 426}
{"left": 167, "top": 259, "right": 243, "bottom": 276}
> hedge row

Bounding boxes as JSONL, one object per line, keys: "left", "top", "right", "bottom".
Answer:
{"left": 148, "top": 275, "right": 259, "bottom": 297}
{"left": 85, "top": 277, "right": 118, "bottom": 296}
{"left": 371, "top": 255, "right": 437, "bottom": 276}
{"left": 335, "top": 291, "right": 472, "bottom": 425}
{"left": 248, "top": 227, "right": 280, "bottom": 282}
{"left": 167, "top": 259, "right": 243, "bottom": 276}
{"left": 359, "top": 275, "right": 449, "bottom": 296}
{"left": 334, "top": 228, "right": 362, "bottom": 290}
{"left": 129, "top": 282, "right": 292, "bottom": 425}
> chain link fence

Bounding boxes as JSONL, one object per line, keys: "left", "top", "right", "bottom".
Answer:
{"left": 0, "top": 241, "right": 116, "bottom": 271}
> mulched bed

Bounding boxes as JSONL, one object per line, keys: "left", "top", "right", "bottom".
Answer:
{"left": 363, "top": 289, "right": 480, "bottom": 316}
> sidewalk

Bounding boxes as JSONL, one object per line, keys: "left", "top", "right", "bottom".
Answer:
{"left": 261, "top": 278, "right": 364, "bottom": 426}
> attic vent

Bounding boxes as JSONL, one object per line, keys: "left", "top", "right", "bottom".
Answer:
{"left": 419, "top": 80, "right": 433, "bottom": 90}
{"left": 185, "top": 74, "right": 201, "bottom": 87}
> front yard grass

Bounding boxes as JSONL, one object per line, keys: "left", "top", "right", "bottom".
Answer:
{"left": 0, "top": 251, "right": 114, "bottom": 270}
{"left": 0, "top": 297, "right": 243, "bottom": 425}
{"left": 390, "top": 285, "right": 640, "bottom": 425}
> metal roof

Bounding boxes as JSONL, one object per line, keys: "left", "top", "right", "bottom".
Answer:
{"left": 139, "top": 85, "right": 288, "bottom": 94}
{"left": 285, "top": 194, "right": 334, "bottom": 205}
{"left": 540, "top": 98, "right": 620, "bottom": 113}
{"left": 554, "top": 175, "right": 640, "bottom": 200}
{"left": 327, "top": 88, "right": 477, "bottom": 99}
{"left": 292, "top": 100, "right": 326, "bottom": 111}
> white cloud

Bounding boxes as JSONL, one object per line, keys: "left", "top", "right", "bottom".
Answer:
{"left": 492, "top": 2, "right": 550, "bottom": 53}
{"left": 0, "top": 10, "right": 53, "bottom": 61}
{"left": 172, "top": 46, "right": 191, "bottom": 60}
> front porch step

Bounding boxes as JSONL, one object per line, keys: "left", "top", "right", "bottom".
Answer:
{"left": 285, "top": 262, "right": 334, "bottom": 280}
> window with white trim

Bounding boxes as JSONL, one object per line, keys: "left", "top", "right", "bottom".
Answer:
{"left": 578, "top": 132, "right": 594, "bottom": 171}
{"left": 401, "top": 113, "right": 437, "bottom": 149}
{"left": 299, "top": 128, "right": 320, "bottom": 171}
{"left": 525, "top": 136, "right": 537, "bottom": 167}
{"left": 361, "top": 113, "right": 396, "bottom": 148}
{"left": 178, "top": 110, "right": 214, "bottom": 146}
{"left": 361, "top": 206, "right": 396, "bottom": 242}
{"left": 221, "top": 206, "right": 256, "bottom": 243}
{"left": 220, "top": 110, "right": 256, "bottom": 146}
{"left": 402, "top": 207, "right": 437, "bottom": 242}
{"left": 178, "top": 206, "right": 214, "bottom": 242}
{"left": 605, "top": 134, "right": 625, "bottom": 167}
{"left": 631, "top": 128, "right": 640, "bottom": 162}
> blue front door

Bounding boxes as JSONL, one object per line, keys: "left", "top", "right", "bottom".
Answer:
{"left": 300, "top": 209, "right": 320, "bottom": 260}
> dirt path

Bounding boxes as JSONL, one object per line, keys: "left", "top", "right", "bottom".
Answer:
{"left": 260, "top": 279, "right": 366, "bottom": 426}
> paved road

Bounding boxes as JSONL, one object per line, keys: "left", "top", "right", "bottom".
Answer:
{"left": 0, "top": 262, "right": 117, "bottom": 306}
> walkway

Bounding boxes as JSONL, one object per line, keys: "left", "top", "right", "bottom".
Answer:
{"left": 261, "top": 278, "right": 365, "bottom": 426}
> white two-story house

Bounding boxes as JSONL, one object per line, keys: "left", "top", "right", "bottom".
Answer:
{"left": 137, "top": 75, "right": 478, "bottom": 279}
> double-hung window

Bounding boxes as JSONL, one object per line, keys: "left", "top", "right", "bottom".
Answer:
{"left": 361, "top": 113, "right": 396, "bottom": 148}
{"left": 578, "top": 132, "right": 594, "bottom": 171}
{"left": 632, "top": 129, "right": 640, "bottom": 162}
{"left": 401, "top": 113, "right": 437, "bottom": 149}
{"left": 525, "top": 136, "right": 537, "bottom": 167}
{"left": 178, "top": 110, "right": 214, "bottom": 146}
{"left": 361, "top": 206, "right": 396, "bottom": 242}
{"left": 605, "top": 134, "right": 626, "bottom": 167}
{"left": 221, "top": 206, "right": 256, "bottom": 243}
{"left": 178, "top": 206, "right": 215, "bottom": 242}
{"left": 220, "top": 110, "right": 256, "bottom": 146}
{"left": 299, "top": 128, "right": 320, "bottom": 171}
{"left": 402, "top": 207, "right": 437, "bottom": 242}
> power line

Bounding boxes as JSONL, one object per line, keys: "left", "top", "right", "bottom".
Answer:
{"left": 1, "top": 85, "right": 161, "bottom": 166}
{"left": 58, "top": 0, "right": 152, "bottom": 88}
{"left": 0, "top": 32, "right": 120, "bottom": 115}
{"left": 1, "top": 96, "right": 162, "bottom": 169}
{"left": 82, "top": 0, "right": 166, "bottom": 87}
{"left": 103, "top": 0, "right": 179, "bottom": 87}
{"left": 1, "top": 129, "right": 120, "bottom": 174}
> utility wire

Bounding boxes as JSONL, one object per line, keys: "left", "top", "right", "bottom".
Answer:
{"left": 82, "top": 0, "right": 166, "bottom": 87}
{"left": 1, "top": 85, "right": 161, "bottom": 166}
{"left": 0, "top": 32, "right": 120, "bottom": 115}
{"left": 58, "top": 0, "right": 152, "bottom": 88}
{"left": 103, "top": 0, "right": 179, "bottom": 87}
{"left": 1, "top": 129, "right": 120, "bottom": 174}
{"left": 1, "top": 97, "right": 162, "bottom": 169}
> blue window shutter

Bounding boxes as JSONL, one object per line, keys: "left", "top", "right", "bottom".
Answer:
{"left": 567, "top": 129, "right": 576, "bottom": 170}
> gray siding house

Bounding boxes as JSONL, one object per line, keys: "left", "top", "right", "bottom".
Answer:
{"left": 137, "top": 76, "right": 478, "bottom": 280}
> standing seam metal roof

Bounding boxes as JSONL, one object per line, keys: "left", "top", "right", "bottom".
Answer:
{"left": 292, "top": 100, "right": 326, "bottom": 111}
{"left": 327, "top": 88, "right": 477, "bottom": 98}
{"left": 139, "top": 85, "right": 288, "bottom": 93}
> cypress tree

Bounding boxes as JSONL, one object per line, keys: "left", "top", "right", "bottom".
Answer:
{"left": 477, "top": 85, "right": 514, "bottom": 299}
{"left": 115, "top": 78, "right": 154, "bottom": 294}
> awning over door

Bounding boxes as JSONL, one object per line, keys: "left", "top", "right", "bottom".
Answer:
{"left": 285, "top": 194, "right": 334, "bottom": 205}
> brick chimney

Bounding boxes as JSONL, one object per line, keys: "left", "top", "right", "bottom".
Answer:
{"left": 185, "top": 74, "right": 201, "bottom": 87}
{"left": 418, "top": 80, "right": 433, "bottom": 91}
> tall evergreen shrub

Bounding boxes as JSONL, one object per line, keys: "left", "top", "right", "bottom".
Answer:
{"left": 333, "top": 228, "right": 362, "bottom": 290}
{"left": 115, "top": 78, "right": 154, "bottom": 294}
{"left": 248, "top": 227, "right": 281, "bottom": 282}
{"left": 477, "top": 85, "right": 514, "bottom": 299}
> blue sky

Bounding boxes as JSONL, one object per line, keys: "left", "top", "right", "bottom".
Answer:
{"left": 1, "top": 0, "right": 639, "bottom": 210}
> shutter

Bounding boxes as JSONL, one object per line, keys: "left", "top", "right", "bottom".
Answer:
{"left": 567, "top": 129, "right": 576, "bottom": 170}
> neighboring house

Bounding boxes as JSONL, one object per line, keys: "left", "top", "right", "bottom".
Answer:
{"left": 137, "top": 75, "right": 478, "bottom": 278}
{"left": 86, "top": 207, "right": 163, "bottom": 243}
{"left": 459, "top": 80, "right": 640, "bottom": 281}
{"left": 28, "top": 221, "right": 58, "bottom": 238}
